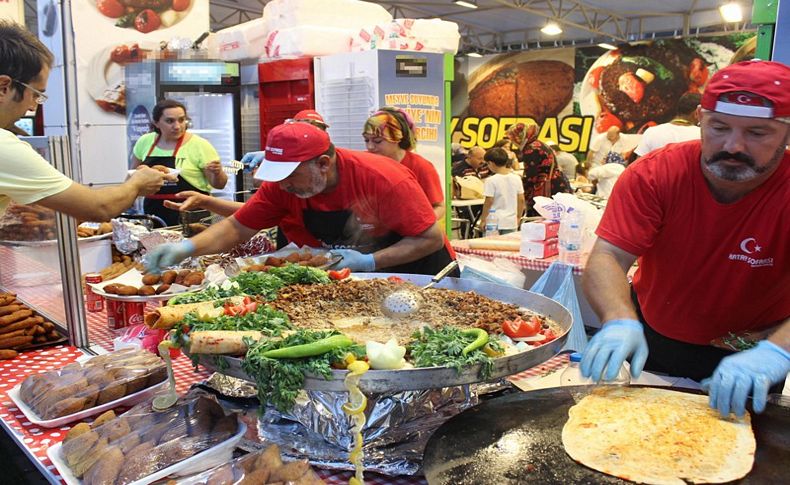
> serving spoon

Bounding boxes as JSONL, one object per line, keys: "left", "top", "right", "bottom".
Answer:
{"left": 381, "top": 260, "right": 459, "bottom": 318}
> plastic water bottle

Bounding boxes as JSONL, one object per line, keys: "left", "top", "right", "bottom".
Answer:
{"left": 484, "top": 209, "right": 499, "bottom": 237}
{"left": 560, "top": 352, "right": 630, "bottom": 386}
{"left": 558, "top": 208, "right": 582, "bottom": 265}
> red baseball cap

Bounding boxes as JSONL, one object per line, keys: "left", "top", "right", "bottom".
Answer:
{"left": 294, "top": 109, "right": 329, "bottom": 127}
{"left": 701, "top": 60, "right": 790, "bottom": 119}
{"left": 254, "top": 123, "right": 331, "bottom": 182}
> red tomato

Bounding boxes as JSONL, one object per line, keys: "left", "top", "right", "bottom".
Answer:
{"left": 502, "top": 317, "right": 540, "bottom": 339}
{"left": 688, "top": 58, "right": 708, "bottom": 86}
{"left": 329, "top": 268, "right": 351, "bottom": 280}
{"left": 97, "top": 0, "right": 125, "bottom": 18}
{"left": 617, "top": 72, "right": 645, "bottom": 104}
{"left": 588, "top": 66, "right": 604, "bottom": 90}
{"left": 172, "top": 0, "right": 190, "bottom": 11}
{"left": 134, "top": 9, "right": 161, "bottom": 34}
{"left": 387, "top": 275, "right": 404, "bottom": 283}
{"left": 542, "top": 329, "right": 558, "bottom": 342}
{"left": 595, "top": 111, "right": 623, "bottom": 133}
{"left": 110, "top": 45, "right": 130, "bottom": 64}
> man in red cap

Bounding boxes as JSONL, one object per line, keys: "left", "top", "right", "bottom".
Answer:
{"left": 579, "top": 60, "right": 789, "bottom": 418}
{"left": 147, "top": 121, "right": 455, "bottom": 275}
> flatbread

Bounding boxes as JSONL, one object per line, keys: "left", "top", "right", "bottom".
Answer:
{"left": 562, "top": 387, "right": 755, "bottom": 484}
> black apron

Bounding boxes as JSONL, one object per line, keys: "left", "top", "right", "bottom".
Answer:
{"left": 302, "top": 207, "right": 457, "bottom": 276}
{"left": 141, "top": 134, "right": 209, "bottom": 227}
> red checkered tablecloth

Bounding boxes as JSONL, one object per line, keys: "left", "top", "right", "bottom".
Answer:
{"left": 452, "top": 238, "right": 585, "bottom": 276}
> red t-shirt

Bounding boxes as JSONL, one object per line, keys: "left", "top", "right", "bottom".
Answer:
{"left": 400, "top": 151, "right": 444, "bottom": 206}
{"left": 234, "top": 148, "right": 437, "bottom": 248}
{"left": 596, "top": 140, "right": 789, "bottom": 344}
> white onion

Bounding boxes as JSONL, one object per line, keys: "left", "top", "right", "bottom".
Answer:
{"left": 512, "top": 335, "right": 546, "bottom": 342}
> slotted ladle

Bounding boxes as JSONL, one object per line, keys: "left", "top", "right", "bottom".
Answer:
{"left": 382, "top": 260, "right": 459, "bottom": 318}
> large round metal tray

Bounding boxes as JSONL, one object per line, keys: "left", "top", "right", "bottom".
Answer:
{"left": 190, "top": 273, "right": 572, "bottom": 393}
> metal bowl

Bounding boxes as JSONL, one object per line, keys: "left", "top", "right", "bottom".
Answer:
{"left": 190, "top": 273, "right": 572, "bottom": 393}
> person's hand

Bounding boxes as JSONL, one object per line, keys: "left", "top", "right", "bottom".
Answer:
{"left": 144, "top": 240, "right": 195, "bottom": 274}
{"left": 241, "top": 151, "right": 265, "bottom": 171}
{"left": 204, "top": 161, "right": 223, "bottom": 175}
{"left": 701, "top": 340, "right": 790, "bottom": 418}
{"left": 581, "top": 319, "right": 648, "bottom": 382}
{"left": 332, "top": 249, "right": 376, "bottom": 272}
{"left": 128, "top": 166, "right": 166, "bottom": 196}
{"left": 163, "top": 191, "right": 208, "bottom": 212}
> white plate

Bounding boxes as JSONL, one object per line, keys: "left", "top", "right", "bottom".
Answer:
{"left": 7, "top": 380, "right": 167, "bottom": 428}
{"left": 47, "top": 421, "right": 246, "bottom": 485}
{"left": 88, "top": 268, "right": 207, "bottom": 302}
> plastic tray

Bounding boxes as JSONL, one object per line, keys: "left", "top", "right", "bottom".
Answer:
{"left": 7, "top": 379, "right": 167, "bottom": 428}
{"left": 47, "top": 421, "right": 246, "bottom": 485}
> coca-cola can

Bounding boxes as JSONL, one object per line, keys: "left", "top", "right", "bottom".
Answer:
{"left": 84, "top": 273, "right": 104, "bottom": 313}
{"left": 122, "top": 301, "right": 146, "bottom": 327}
{"left": 106, "top": 299, "right": 124, "bottom": 329}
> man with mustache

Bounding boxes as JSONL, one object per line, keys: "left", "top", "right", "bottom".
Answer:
{"left": 146, "top": 122, "right": 455, "bottom": 275}
{"left": 580, "top": 60, "right": 789, "bottom": 419}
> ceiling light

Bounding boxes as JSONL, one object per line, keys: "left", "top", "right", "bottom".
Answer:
{"left": 719, "top": 2, "right": 743, "bottom": 23}
{"left": 541, "top": 22, "right": 563, "bottom": 36}
{"left": 467, "top": 52, "right": 483, "bottom": 58}
{"left": 598, "top": 42, "right": 618, "bottom": 50}
{"left": 454, "top": 0, "right": 478, "bottom": 9}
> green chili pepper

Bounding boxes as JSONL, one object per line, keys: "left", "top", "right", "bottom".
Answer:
{"left": 461, "top": 328, "right": 489, "bottom": 356}
{"left": 262, "top": 334, "right": 353, "bottom": 359}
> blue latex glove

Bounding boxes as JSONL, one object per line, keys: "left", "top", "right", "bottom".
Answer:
{"left": 581, "top": 319, "right": 649, "bottom": 382}
{"left": 332, "top": 249, "right": 376, "bottom": 272}
{"left": 144, "top": 240, "right": 195, "bottom": 274}
{"left": 241, "top": 151, "right": 266, "bottom": 171}
{"left": 701, "top": 340, "right": 790, "bottom": 418}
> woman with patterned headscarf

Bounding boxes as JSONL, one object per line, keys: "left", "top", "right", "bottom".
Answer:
{"left": 362, "top": 107, "right": 445, "bottom": 220}
{"left": 507, "top": 122, "right": 572, "bottom": 215}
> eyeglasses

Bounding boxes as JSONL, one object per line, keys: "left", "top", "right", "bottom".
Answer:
{"left": 12, "top": 79, "right": 48, "bottom": 105}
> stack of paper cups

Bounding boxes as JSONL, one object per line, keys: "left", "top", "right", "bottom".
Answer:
{"left": 520, "top": 220, "right": 560, "bottom": 259}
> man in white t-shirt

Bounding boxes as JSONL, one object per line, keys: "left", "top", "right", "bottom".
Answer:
{"left": 479, "top": 147, "right": 524, "bottom": 234}
{"left": 0, "top": 21, "right": 166, "bottom": 219}
{"left": 634, "top": 92, "right": 701, "bottom": 158}
{"left": 586, "top": 126, "right": 628, "bottom": 167}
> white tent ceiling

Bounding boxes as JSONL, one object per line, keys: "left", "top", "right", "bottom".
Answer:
{"left": 24, "top": 0, "right": 757, "bottom": 53}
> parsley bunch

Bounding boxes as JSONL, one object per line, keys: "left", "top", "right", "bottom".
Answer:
{"left": 409, "top": 326, "right": 500, "bottom": 379}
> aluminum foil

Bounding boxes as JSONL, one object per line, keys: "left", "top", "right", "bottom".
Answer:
{"left": 256, "top": 386, "right": 478, "bottom": 476}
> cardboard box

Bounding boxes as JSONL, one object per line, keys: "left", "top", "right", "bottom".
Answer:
{"left": 521, "top": 220, "right": 560, "bottom": 241}
{"left": 520, "top": 237, "right": 559, "bottom": 260}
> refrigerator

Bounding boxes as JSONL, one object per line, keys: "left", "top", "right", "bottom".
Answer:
{"left": 125, "top": 60, "right": 243, "bottom": 201}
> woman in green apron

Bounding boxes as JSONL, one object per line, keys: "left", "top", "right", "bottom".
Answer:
{"left": 131, "top": 99, "right": 227, "bottom": 226}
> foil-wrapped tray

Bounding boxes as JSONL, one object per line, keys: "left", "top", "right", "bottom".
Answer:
{"left": 190, "top": 273, "right": 572, "bottom": 393}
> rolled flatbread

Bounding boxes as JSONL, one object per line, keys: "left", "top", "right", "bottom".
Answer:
{"left": 188, "top": 331, "right": 262, "bottom": 355}
{"left": 562, "top": 387, "right": 756, "bottom": 484}
{"left": 144, "top": 297, "right": 245, "bottom": 329}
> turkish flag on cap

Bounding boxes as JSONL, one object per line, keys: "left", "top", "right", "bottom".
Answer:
{"left": 701, "top": 60, "right": 790, "bottom": 119}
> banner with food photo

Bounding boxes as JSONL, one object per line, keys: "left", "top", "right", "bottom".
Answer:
{"left": 69, "top": 0, "right": 209, "bottom": 185}
{"left": 452, "top": 33, "right": 756, "bottom": 156}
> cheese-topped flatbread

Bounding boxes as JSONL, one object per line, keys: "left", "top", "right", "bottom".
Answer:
{"left": 562, "top": 387, "right": 755, "bottom": 484}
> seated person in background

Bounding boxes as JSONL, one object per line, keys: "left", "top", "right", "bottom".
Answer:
{"left": 573, "top": 164, "right": 594, "bottom": 194}
{"left": 588, "top": 154, "right": 626, "bottom": 198}
{"left": 548, "top": 141, "right": 578, "bottom": 181}
{"left": 450, "top": 143, "right": 467, "bottom": 164}
{"left": 586, "top": 126, "right": 628, "bottom": 168}
{"left": 633, "top": 92, "right": 701, "bottom": 160}
{"left": 507, "top": 122, "right": 572, "bottom": 215}
{"left": 452, "top": 146, "right": 490, "bottom": 178}
{"left": 0, "top": 20, "right": 167, "bottom": 221}
{"left": 493, "top": 138, "right": 520, "bottom": 170}
{"left": 479, "top": 148, "right": 524, "bottom": 235}
{"left": 362, "top": 107, "right": 444, "bottom": 220}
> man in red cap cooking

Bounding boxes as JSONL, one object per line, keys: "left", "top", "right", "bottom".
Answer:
{"left": 147, "top": 121, "right": 456, "bottom": 275}
{"left": 580, "top": 60, "right": 789, "bottom": 418}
